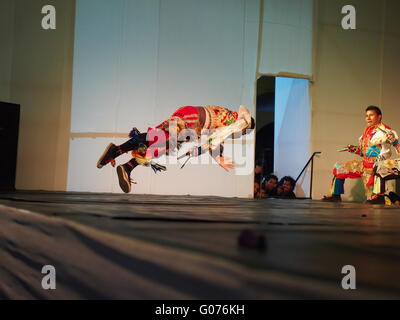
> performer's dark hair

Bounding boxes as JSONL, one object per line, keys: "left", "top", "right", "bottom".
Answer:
{"left": 280, "top": 176, "right": 296, "bottom": 188}
{"left": 266, "top": 174, "right": 278, "bottom": 182}
{"left": 242, "top": 117, "right": 256, "bottom": 136}
{"left": 250, "top": 117, "right": 256, "bottom": 130}
{"left": 366, "top": 106, "right": 382, "bottom": 116}
{"left": 255, "top": 159, "right": 264, "bottom": 167}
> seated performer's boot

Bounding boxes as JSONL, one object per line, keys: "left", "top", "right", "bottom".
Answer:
{"left": 366, "top": 195, "right": 386, "bottom": 205}
{"left": 388, "top": 192, "right": 400, "bottom": 206}
{"left": 116, "top": 159, "right": 138, "bottom": 193}
{"left": 322, "top": 195, "right": 342, "bottom": 202}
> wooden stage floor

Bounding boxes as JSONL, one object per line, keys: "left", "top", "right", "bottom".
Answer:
{"left": 0, "top": 191, "right": 400, "bottom": 299}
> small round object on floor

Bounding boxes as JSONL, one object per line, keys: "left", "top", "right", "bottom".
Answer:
{"left": 238, "top": 230, "right": 266, "bottom": 250}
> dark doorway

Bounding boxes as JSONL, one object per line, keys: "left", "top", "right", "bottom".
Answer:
{"left": 0, "top": 102, "right": 20, "bottom": 191}
{"left": 255, "top": 76, "right": 275, "bottom": 175}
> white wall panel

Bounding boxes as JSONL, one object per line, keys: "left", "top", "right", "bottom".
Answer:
{"left": 116, "top": 0, "right": 160, "bottom": 133}
{"left": 156, "top": 0, "right": 246, "bottom": 112}
{"left": 71, "top": 0, "right": 125, "bottom": 133}
{"left": 274, "top": 77, "right": 311, "bottom": 197}
{"left": 260, "top": 0, "right": 313, "bottom": 76}
{"left": 69, "top": 0, "right": 259, "bottom": 197}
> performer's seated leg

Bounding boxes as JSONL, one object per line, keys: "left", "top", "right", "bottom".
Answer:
{"left": 387, "top": 192, "right": 400, "bottom": 206}
{"left": 366, "top": 174, "right": 386, "bottom": 204}
{"left": 368, "top": 171, "right": 400, "bottom": 205}
{"left": 371, "top": 159, "right": 400, "bottom": 204}
{"left": 322, "top": 160, "right": 363, "bottom": 202}
{"left": 322, "top": 177, "right": 345, "bottom": 202}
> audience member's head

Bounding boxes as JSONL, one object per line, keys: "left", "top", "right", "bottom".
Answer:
{"left": 282, "top": 176, "right": 295, "bottom": 192}
{"left": 264, "top": 174, "right": 278, "bottom": 192}
{"left": 260, "top": 188, "right": 268, "bottom": 198}
{"left": 254, "top": 181, "right": 261, "bottom": 197}
{"left": 277, "top": 176, "right": 296, "bottom": 198}
{"left": 254, "top": 160, "right": 264, "bottom": 176}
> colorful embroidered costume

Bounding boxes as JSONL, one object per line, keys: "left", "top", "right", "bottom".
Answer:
{"left": 330, "top": 123, "right": 399, "bottom": 200}
{"left": 375, "top": 159, "right": 400, "bottom": 181}
{"left": 143, "top": 105, "right": 249, "bottom": 161}
{"left": 97, "top": 105, "right": 254, "bottom": 193}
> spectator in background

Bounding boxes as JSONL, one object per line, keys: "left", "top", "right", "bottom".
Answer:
{"left": 254, "top": 181, "right": 261, "bottom": 198}
{"left": 260, "top": 188, "right": 268, "bottom": 198}
{"left": 263, "top": 174, "right": 278, "bottom": 198}
{"left": 254, "top": 160, "right": 265, "bottom": 184}
{"left": 275, "top": 176, "right": 297, "bottom": 199}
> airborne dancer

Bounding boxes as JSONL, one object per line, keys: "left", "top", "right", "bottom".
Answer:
{"left": 97, "top": 105, "right": 254, "bottom": 193}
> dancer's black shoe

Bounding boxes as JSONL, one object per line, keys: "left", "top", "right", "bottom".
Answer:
{"left": 97, "top": 135, "right": 147, "bottom": 169}
{"left": 366, "top": 195, "right": 385, "bottom": 205}
{"left": 116, "top": 159, "right": 138, "bottom": 193}
{"left": 97, "top": 143, "right": 119, "bottom": 169}
{"left": 322, "top": 195, "right": 342, "bottom": 202}
{"left": 387, "top": 192, "right": 400, "bottom": 205}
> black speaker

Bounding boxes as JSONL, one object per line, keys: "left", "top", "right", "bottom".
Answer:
{"left": 0, "top": 102, "right": 20, "bottom": 191}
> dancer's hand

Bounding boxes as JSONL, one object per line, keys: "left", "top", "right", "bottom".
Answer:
{"left": 375, "top": 154, "right": 386, "bottom": 162}
{"left": 347, "top": 145, "right": 358, "bottom": 153}
{"left": 395, "top": 143, "right": 400, "bottom": 154}
{"left": 150, "top": 162, "right": 167, "bottom": 173}
{"left": 215, "top": 156, "right": 235, "bottom": 170}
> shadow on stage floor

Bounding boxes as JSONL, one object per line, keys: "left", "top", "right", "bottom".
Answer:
{"left": 0, "top": 191, "right": 399, "bottom": 299}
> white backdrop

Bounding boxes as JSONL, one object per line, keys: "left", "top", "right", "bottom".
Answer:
{"left": 68, "top": 0, "right": 260, "bottom": 197}
{"left": 274, "top": 77, "right": 311, "bottom": 197}
{"left": 260, "top": 0, "right": 313, "bottom": 76}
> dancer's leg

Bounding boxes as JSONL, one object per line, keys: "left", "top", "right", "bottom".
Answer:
{"left": 97, "top": 137, "right": 145, "bottom": 169}
{"left": 116, "top": 158, "right": 139, "bottom": 193}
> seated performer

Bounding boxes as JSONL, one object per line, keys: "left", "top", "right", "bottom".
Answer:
{"left": 322, "top": 106, "right": 400, "bottom": 203}
{"left": 97, "top": 105, "right": 255, "bottom": 193}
